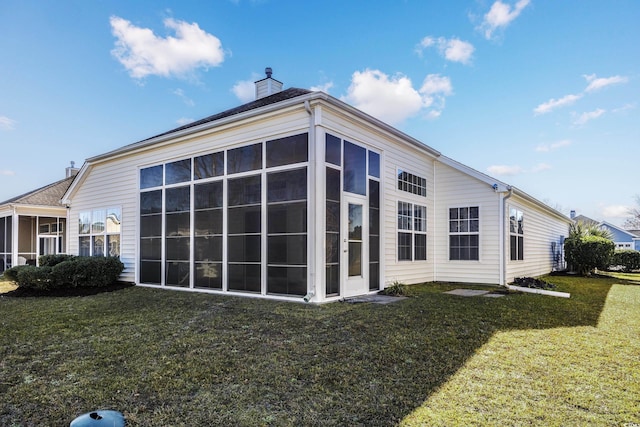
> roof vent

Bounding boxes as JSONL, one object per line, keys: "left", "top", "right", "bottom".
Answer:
{"left": 255, "top": 67, "right": 283, "bottom": 100}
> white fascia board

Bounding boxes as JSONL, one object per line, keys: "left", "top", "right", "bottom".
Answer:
{"left": 600, "top": 221, "right": 636, "bottom": 237}
{"left": 437, "top": 155, "right": 571, "bottom": 224}
{"left": 85, "top": 96, "right": 316, "bottom": 164}
{"left": 313, "top": 92, "right": 441, "bottom": 158}
{"left": 61, "top": 162, "right": 89, "bottom": 205}
{"left": 509, "top": 187, "right": 572, "bottom": 224}
{"left": 437, "top": 155, "right": 510, "bottom": 192}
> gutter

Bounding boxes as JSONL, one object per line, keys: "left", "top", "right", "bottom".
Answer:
{"left": 500, "top": 186, "right": 513, "bottom": 286}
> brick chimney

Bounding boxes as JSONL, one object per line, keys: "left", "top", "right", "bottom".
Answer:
{"left": 255, "top": 67, "right": 283, "bottom": 100}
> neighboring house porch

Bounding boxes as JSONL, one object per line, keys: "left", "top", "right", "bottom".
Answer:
{"left": 0, "top": 166, "right": 77, "bottom": 272}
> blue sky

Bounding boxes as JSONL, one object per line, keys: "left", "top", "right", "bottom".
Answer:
{"left": 1, "top": 0, "right": 638, "bottom": 225}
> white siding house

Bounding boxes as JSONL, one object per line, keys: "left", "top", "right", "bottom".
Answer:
{"left": 60, "top": 71, "right": 572, "bottom": 303}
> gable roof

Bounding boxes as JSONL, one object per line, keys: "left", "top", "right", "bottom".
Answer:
{"left": 95, "top": 87, "right": 312, "bottom": 161}
{"left": 0, "top": 176, "right": 74, "bottom": 207}
{"left": 572, "top": 214, "right": 599, "bottom": 226}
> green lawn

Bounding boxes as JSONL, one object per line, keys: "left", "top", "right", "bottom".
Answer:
{"left": 1, "top": 275, "right": 638, "bottom": 426}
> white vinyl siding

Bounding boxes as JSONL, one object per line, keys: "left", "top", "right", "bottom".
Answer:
{"left": 433, "top": 161, "right": 501, "bottom": 284}
{"left": 68, "top": 107, "right": 310, "bottom": 285}
{"left": 318, "top": 110, "right": 436, "bottom": 287}
{"left": 505, "top": 196, "right": 570, "bottom": 283}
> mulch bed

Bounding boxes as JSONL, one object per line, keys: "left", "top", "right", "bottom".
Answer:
{"left": 1, "top": 282, "right": 134, "bottom": 298}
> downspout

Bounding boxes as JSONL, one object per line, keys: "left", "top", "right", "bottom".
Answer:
{"left": 433, "top": 159, "right": 437, "bottom": 282}
{"left": 303, "top": 100, "right": 316, "bottom": 302}
{"left": 500, "top": 186, "right": 513, "bottom": 286}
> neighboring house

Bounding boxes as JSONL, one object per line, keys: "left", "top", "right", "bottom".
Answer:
{"left": 571, "top": 212, "right": 640, "bottom": 251}
{"left": 54, "top": 70, "right": 571, "bottom": 302}
{"left": 0, "top": 164, "right": 77, "bottom": 271}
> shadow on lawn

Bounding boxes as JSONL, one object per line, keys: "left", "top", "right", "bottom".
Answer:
{"left": 0, "top": 276, "right": 622, "bottom": 426}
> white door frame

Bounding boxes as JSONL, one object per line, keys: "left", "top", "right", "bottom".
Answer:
{"left": 341, "top": 193, "right": 368, "bottom": 297}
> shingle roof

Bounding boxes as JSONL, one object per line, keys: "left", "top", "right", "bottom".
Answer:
{"left": 143, "top": 87, "right": 312, "bottom": 142}
{"left": 0, "top": 176, "right": 74, "bottom": 207}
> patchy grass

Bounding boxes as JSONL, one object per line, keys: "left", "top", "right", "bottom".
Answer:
{"left": 604, "top": 271, "right": 640, "bottom": 284}
{"left": 1, "top": 276, "right": 638, "bottom": 426}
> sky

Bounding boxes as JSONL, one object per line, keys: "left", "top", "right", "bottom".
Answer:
{"left": 1, "top": 0, "right": 638, "bottom": 226}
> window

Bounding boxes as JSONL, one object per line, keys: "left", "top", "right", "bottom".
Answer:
{"left": 227, "top": 143, "right": 262, "bottom": 174}
{"left": 267, "top": 168, "right": 307, "bottom": 296}
{"left": 194, "top": 152, "right": 224, "bottom": 180}
{"left": 78, "top": 207, "right": 121, "bottom": 257}
{"left": 266, "top": 133, "right": 308, "bottom": 167}
{"left": 510, "top": 208, "right": 524, "bottom": 261}
{"left": 449, "top": 207, "right": 479, "bottom": 260}
{"left": 397, "top": 201, "right": 427, "bottom": 261}
{"left": 325, "top": 167, "right": 340, "bottom": 296}
{"left": 344, "top": 141, "right": 366, "bottom": 195}
{"left": 398, "top": 170, "right": 426, "bottom": 196}
{"left": 138, "top": 135, "right": 310, "bottom": 295}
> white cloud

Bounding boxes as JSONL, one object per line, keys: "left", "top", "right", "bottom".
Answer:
{"left": 343, "top": 69, "right": 453, "bottom": 125}
{"left": 0, "top": 116, "right": 16, "bottom": 131}
{"left": 176, "top": 117, "right": 194, "bottom": 126}
{"left": 531, "top": 163, "right": 552, "bottom": 172}
{"left": 535, "top": 139, "right": 572, "bottom": 152}
{"left": 416, "top": 36, "right": 475, "bottom": 64}
{"left": 479, "top": 0, "right": 531, "bottom": 40}
{"left": 612, "top": 103, "right": 636, "bottom": 113}
{"left": 231, "top": 77, "right": 258, "bottom": 103}
{"left": 601, "top": 204, "right": 631, "bottom": 218}
{"left": 110, "top": 16, "right": 225, "bottom": 79}
{"left": 172, "top": 88, "right": 194, "bottom": 106}
{"left": 0, "top": 170, "right": 15, "bottom": 176}
{"left": 487, "top": 164, "right": 524, "bottom": 176}
{"left": 533, "top": 94, "right": 582, "bottom": 115}
{"left": 583, "top": 74, "right": 629, "bottom": 92}
{"left": 309, "top": 81, "right": 334, "bottom": 93}
{"left": 573, "top": 108, "right": 605, "bottom": 126}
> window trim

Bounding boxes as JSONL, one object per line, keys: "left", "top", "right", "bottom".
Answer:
{"left": 78, "top": 207, "right": 122, "bottom": 257}
{"left": 448, "top": 206, "right": 480, "bottom": 261}
{"left": 397, "top": 200, "right": 427, "bottom": 262}
{"left": 509, "top": 207, "right": 524, "bottom": 261}
{"left": 397, "top": 168, "right": 427, "bottom": 197}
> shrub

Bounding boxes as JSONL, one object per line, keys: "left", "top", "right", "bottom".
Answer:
{"left": 3, "top": 265, "right": 29, "bottom": 282}
{"left": 382, "top": 280, "right": 409, "bottom": 296}
{"left": 611, "top": 250, "right": 640, "bottom": 272}
{"left": 38, "top": 254, "right": 75, "bottom": 267}
{"left": 51, "top": 256, "right": 124, "bottom": 288}
{"left": 16, "top": 266, "right": 54, "bottom": 291}
{"left": 564, "top": 223, "right": 615, "bottom": 276}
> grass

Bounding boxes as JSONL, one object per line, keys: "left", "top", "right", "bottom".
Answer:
{"left": 1, "top": 275, "right": 639, "bottom": 426}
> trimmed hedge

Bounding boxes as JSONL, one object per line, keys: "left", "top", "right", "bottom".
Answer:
{"left": 39, "top": 254, "right": 75, "bottom": 267}
{"left": 10, "top": 257, "right": 124, "bottom": 291}
{"left": 612, "top": 250, "right": 640, "bottom": 272}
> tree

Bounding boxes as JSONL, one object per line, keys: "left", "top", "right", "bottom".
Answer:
{"left": 564, "top": 221, "right": 615, "bottom": 275}
{"left": 623, "top": 195, "right": 640, "bottom": 229}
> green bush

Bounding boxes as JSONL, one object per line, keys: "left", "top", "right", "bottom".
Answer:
{"left": 3, "top": 265, "right": 29, "bottom": 282}
{"left": 38, "top": 254, "right": 75, "bottom": 267}
{"left": 51, "top": 256, "right": 124, "bottom": 288}
{"left": 16, "top": 266, "right": 54, "bottom": 291}
{"left": 612, "top": 250, "right": 640, "bottom": 272}
{"left": 12, "top": 257, "right": 125, "bottom": 290}
{"left": 565, "top": 234, "right": 615, "bottom": 276}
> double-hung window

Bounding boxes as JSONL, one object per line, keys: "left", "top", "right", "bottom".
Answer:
{"left": 78, "top": 207, "right": 122, "bottom": 257}
{"left": 398, "top": 201, "right": 427, "bottom": 261}
{"left": 510, "top": 208, "right": 524, "bottom": 260}
{"left": 449, "top": 206, "right": 479, "bottom": 260}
